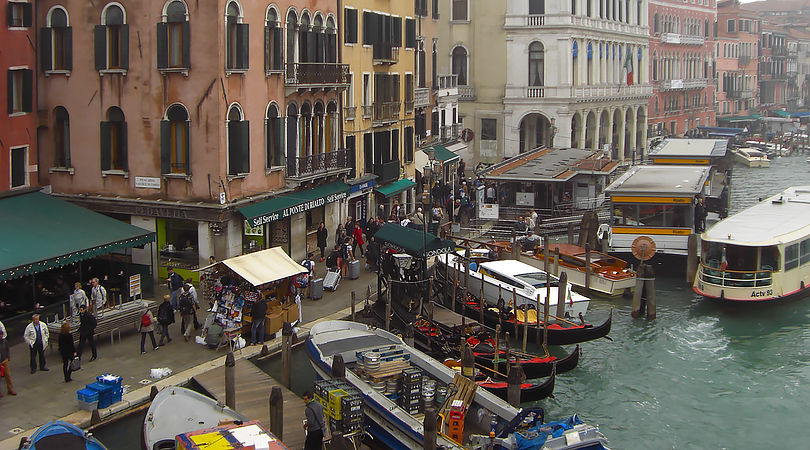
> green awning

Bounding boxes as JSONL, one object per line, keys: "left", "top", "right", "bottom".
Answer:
{"left": 772, "top": 110, "right": 792, "bottom": 118}
{"left": 372, "top": 223, "right": 457, "bottom": 258}
{"left": 375, "top": 179, "right": 416, "bottom": 198}
{"left": 239, "top": 181, "right": 350, "bottom": 228}
{"left": 433, "top": 145, "right": 460, "bottom": 163}
{"left": 0, "top": 191, "right": 155, "bottom": 282}
{"left": 721, "top": 115, "right": 761, "bottom": 122}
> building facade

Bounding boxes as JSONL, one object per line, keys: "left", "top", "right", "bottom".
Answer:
{"left": 648, "top": 0, "right": 717, "bottom": 137}
{"left": 2, "top": 0, "right": 38, "bottom": 192}
{"left": 715, "top": 0, "right": 758, "bottom": 123}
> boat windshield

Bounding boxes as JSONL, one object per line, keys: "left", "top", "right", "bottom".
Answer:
{"left": 514, "top": 272, "right": 556, "bottom": 288}
{"left": 702, "top": 241, "right": 780, "bottom": 271}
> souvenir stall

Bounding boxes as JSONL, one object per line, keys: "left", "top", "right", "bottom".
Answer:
{"left": 196, "top": 247, "right": 308, "bottom": 343}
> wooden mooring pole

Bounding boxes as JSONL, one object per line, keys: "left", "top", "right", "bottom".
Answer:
{"left": 225, "top": 352, "right": 236, "bottom": 410}
{"left": 424, "top": 408, "right": 437, "bottom": 450}
{"left": 507, "top": 363, "right": 522, "bottom": 407}
{"left": 584, "top": 243, "right": 592, "bottom": 291}
{"left": 686, "top": 233, "right": 698, "bottom": 285}
{"left": 556, "top": 272, "right": 568, "bottom": 321}
{"left": 269, "top": 386, "right": 283, "bottom": 441}
{"left": 281, "top": 321, "right": 292, "bottom": 389}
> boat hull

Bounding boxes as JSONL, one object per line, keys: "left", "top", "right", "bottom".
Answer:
{"left": 24, "top": 421, "right": 108, "bottom": 450}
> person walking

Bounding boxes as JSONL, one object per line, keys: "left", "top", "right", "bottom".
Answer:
{"left": 302, "top": 391, "right": 326, "bottom": 450}
{"left": 301, "top": 253, "right": 316, "bottom": 298}
{"left": 77, "top": 305, "right": 97, "bottom": 362}
{"left": 157, "top": 295, "right": 174, "bottom": 346}
{"left": 166, "top": 267, "right": 184, "bottom": 312}
{"left": 250, "top": 296, "right": 267, "bottom": 346}
{"left": 335, "top": 223, "right": 346, "bottom": 248}
{"left": 0, "top": 324, "right": 16, "bottom": 396}
{"left": 352, "top": 224, "right": 365, "bottom": 257}
{"left": 70, "top": 282, "right": 88, "bottom": 318}
{"left": 185, "top": 279, "right": 201, "bottom": 329}
{"left": 316, "top": 222, "right": 328, "bottom": 262}
{"left": 89, "top": 278, "right": 107, "bottom": 313}
{"left": 24, "top": 314, "right": 49, "bottom": 374}
{"left": 178, "top": 285, "right": 196, "bottom": 342}
{"left": 58, "top": 322, "right": 76, "bottom": 383}
{"left": 138, "top": 308, "right": 159, "bottom": 354}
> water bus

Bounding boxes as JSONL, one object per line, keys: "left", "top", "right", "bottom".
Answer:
{"left": 694, "top": 187, "right": 810, "bottom": 303}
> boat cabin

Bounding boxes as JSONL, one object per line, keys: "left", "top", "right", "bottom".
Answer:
{"left": 605, "top": 165, "right": 712, "bottom": 258}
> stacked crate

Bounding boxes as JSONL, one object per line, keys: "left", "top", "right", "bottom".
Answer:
{"left": 337, "top": 392, "right": 363, "bottom": 433}
{"left": 400, "top": 367, "right": 423, "bottom": 415}
{"left": 314, "top": 379, "right": 364, "bottom": 433}
{"left": 78, "top": 374, "right": 123, "bottom": 410}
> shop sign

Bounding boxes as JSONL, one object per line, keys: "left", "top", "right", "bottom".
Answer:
{"left": 135, "top": 177, "right": 161, "bottom": 189}
{"left": 129, "top": 273, "right": 141, "bottom": 297}
{"left": 350, "top": 180, "right": 377, "bottom": 193}
{"left": 244, "top": 220, "right": 263, "bottom": 236}
{"left": 249, "top": 191, "right": 349, "bottom": 227}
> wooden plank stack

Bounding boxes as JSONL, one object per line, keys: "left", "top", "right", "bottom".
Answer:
{"left": 438, "top": 373, "right": 477, "bottom": 435}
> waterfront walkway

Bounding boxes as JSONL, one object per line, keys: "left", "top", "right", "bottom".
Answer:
{"left": 0, "top": 265, "right": 380, "bottom": 449}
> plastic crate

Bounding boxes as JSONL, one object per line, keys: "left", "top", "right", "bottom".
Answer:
{"left": 77, "top": 388, "right": 99, "bottom": 403}
{"left": 86, "top": 382, "right": 116, "bottom": 395}
{"left": 96, "top": 374, "right": 123, "bottom": 387}
{"left": 110, "top": 387, "right": 123, "bottom": 405}
{"left": 78, "top": 400, "right": 98, "bottom": 412}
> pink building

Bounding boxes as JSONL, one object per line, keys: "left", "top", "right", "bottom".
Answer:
{"left": 716, "top": 0, "right": 759, "bottom": 124}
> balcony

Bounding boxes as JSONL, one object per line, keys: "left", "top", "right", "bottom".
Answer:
{"left": 373, "top": 101, "right": 400, "bottom": 125}
{"left": 439, "top": 123, "right": 462, "bottom": 141}
{"left": 414, "top": 88, "right": 430, "bottom": 108}
{"left": 405, "top": 101, "right": 414, "bottom": 113}
{"left": 569, "top": 84, "right": 653, "bottom": 99}
{"left": 374, "top": 159, "right": 400, "bottom": 185}
{"left": 659, "top": 33, "right": 705, "bottom": 45}
{"left": 738, "top": 55, "right": 751, "bottom": 66}
{"left": 373, "top": 44, "right": 399, "bottom": 65}
{"left": 772, "top": 47, "right": 788, "bottom": 57}
{"left": 285, "top": 63, "right": 350, "bottom": 88}
{"left": 362, "top": 105, "right": 372, "bottom": 119}
{"left": 726, "top": 90, "right": 741, "bottom": 99}
{"left": 286, "top": 149, "right": 351, "bottom": 180}
{"left": 459, "top": 85, "right": 476, "bottom": 101}
{"left": 660, "top": 78, "right": 708, "bottom": 91}
{"left": 504, "top": 14, "right": 545, "bottom": 27}
{"left": 741, "top": 90, "right": 754, "bottom": 99}
{"left": 437, "top": 74, "right": 459, "bottom": 99}
{"left": 344, "top": 106, "right": 356, "bottom": 120}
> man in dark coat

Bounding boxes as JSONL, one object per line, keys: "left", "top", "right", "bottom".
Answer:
{"left": 77, "top": 305, "right": 98, "bottom": 362}
{"left": 250, "top": 296, "right": 268, "bottom": 345}
{"left": 157, "top": 294, "right": 175, "bottom": 346}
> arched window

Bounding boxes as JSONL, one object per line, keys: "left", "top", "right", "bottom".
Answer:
{"left": 326, "top": 17, "right": 337, "bottom": 63}
{"left": 96, "top": 4, "right": 128, "bottom": 70}
{"left": 227, "top": 105, "right": 250, "bottom": 175}
{"left": 529, "top": 42, "right": 544, "bottom": 86}
{"left": 226, "top": 2, "right": 248, "bottom": 70}
{"left": 286, "top": 10, "right": 298, "bottom": 74}
{"left": 286, "top": 103, "right": 299, "bottom": 174}
{"left": 452, "top": 46, "right": 467, "bottom": 85}
{"left": 266, "top": 104, "right": 283, "bottom": 168}
{"left": 43, "top": 7, "right": 72, "bottom": 71}
{"left": 101, "top": 107, "right": 127, "bottom": 171}
{"left": 157, "top": 0, "right": 189, "bottom": 70}
{"left": 54, "top": 106, "right": 71, "bottom": 168}
{"left": 161, "top": 104, "right": 190, "bottom": 174}
{"left": 265, "top": 8, "right": 283, "bottom": 71}
{"left": 654, "top": 13, "right": 659, "bottom": 33}
{"left": 299, "top": 13, "right": 311, "bottom": 63}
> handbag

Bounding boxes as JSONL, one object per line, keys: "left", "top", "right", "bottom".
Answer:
{"left": 69, "top": 357, "right": 81, "bottom": 371}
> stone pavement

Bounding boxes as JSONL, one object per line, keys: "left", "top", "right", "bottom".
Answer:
{"left": 0, "top": 264, "right": 381, "bottom": 449}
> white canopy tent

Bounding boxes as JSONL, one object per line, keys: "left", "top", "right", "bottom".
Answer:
{"left": 196, "top": 247, "right": 307, "bottom": 287}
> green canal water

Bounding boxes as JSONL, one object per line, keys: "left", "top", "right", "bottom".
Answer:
{"left": 95, "top": 156, "right": 810, "bottom": 449}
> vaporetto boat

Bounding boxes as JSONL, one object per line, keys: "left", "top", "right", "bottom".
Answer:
{"left": 694, "top": 186, "right": 810, "bottom": 303}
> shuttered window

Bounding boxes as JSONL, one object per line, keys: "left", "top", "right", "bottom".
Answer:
{"left": 228, "top": 108, "right": 250, "bottom": 175}
{"left": 344, "top": 8, "right": 358, "bottom": 44}
{"left": 6, "top": 69, "right": 32, "bottom": 114}
{"left": 100, "top": 107, "right": 128, "bottom": 172}
{"left": 157, "top": 1, "right": 190, "bottom": 70}
{"left": 160, "top": 105, "right": 190, "bottom": 174}
{"left": 226, "top": 2, "right": 249, "bottom": 70}
{"left": 95, "top": 5, "right": 129, "bottom": 71}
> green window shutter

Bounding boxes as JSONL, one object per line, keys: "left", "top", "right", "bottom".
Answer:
{"left": 6, "top": 71, "right": 12, "bottom": 114}
{"left": 273, "top": 28, "right": 283, "bottom": 70}
{"left": 184, "top": 121, "right": 191, "bottom": 174}
{"left": 363, "top": 12, "right": 372, "bottom": 45}
{"left": 327, "top": 34, "right": 336, "bottom": 63}
{"left": 405, "top": 19, "right": 416, "bottom": 49}
{"left": 21, "top": 69, "right": 33, "bottom": 112}
{"left": 22, "top": 2, "right": 32, "bottom": 27}
{"left": 156, "top": 23, "right": 169, "bottom": 69}
{"left": 120, "top": 24, "right": 130, "bottom": 69}
{"left": 264, "top": 25, "right": 270, "bottom": 71}
{"left": 94, "top": 25, "right": 107, "bottom": 70}
{"left": 182, "top": 22, "right": 190, "bottom": 69}
{"left": 160, "top": 120, "right": 171, "bottom": 174}
{"left": 393, "top": 17, "right": 402, "bottom": 48}
{"left": 100, "top": 122, "right": 112, "bottom": 170}
{"left": 265, "top": 119, "right": 273, "bottom": 168}
{"left": 40, "top": 28, "right": 53, "bottom": 71}
{"left": 119, "top": 121, "right": 128, "bottom": 171}
{"left": 228, "top": 122, "right": 239, "bottom": 175}
{"left": 5, "top": 3, "right": 11, "bottom": 27}
{"left": 237, "top": 24, "right": 249, "bottom": 69}
{"left": 239, "top": 120, "right": 250, "bottom": 173}
{"left": 65, "top": 27, "right": 73, "bottom": 71}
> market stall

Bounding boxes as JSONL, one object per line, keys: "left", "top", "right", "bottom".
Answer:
{"left": 196, "top": 247, "right": 307, "bottom": 342}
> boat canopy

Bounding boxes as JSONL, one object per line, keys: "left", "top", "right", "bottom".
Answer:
{"left": 373, "top": 223, "right": 456, "bottom": 258}
{"left": 194, "top": 247, "right": 306, "bottom": 287}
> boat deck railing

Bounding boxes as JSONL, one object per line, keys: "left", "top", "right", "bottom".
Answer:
{"left": 698, "top": 264, "right": 773, "bottom": 287}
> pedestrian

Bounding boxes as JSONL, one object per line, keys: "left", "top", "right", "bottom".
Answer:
{"left": 70, "top": 282, "right": 88, "bottom": 318}
{"left": 345, "top": 216, "right": 355, "bottom": 240}
{"left": 0, "top": 323, "right": 16, "bottom": 396}
{"left": 185, "top": 279, "right": 201, "bottom": 329}
{"left": 695, "top": 198, "right": 706, "bottom": 232}
{"left": 295, "top": 291, "right": 302, "bottom": 324}
{"left": 58, "top": 322, "right": 76, "bottom": 383}
{"left": 24, "top": 314, "right": 49, "bottom": 374}
{"left": 157, "top": 295, "right": 174, "bottom": 346}
{"left": 89, "top": 278, "right": 107, "bottom": 313}
{"left": 316, "top": 222, "right": 328, "bottom": 262}
{"left": 335, "top": 223, "right": 346, "bottom": 248}
{"left": 515, "top": 216, "right": 528, "bottom": 235}
{"left": 529, "top": 209, "right": 538, "bottom": 233}
{"left": 326, "top": 245, "right": 341, "bottom": 273}
{"left": 391, "top": 200, "right": 401, "bottom": 220}
{"left": 77, "top": 305, "right": 97, "bottom": 362}
{"left": 250, "top": 295, "right": 267, "bottom": 346}
{"left": 352, "top": 224, "right": 365, "bottom": 256}
{"left": 138, "top": 308, "right": 159, "bottom": 354}
{"left": 411, "top": 207, "right": 425, "bottom": 228}
{"left": 208, "top": 256, "right": 216, "bottom": 264}
{"left": 166, "top": 267, "right": 184, "bottom": 311}
{"left": 486, "top": 184, "right": 496, "bottom": 204}
{"left": 302, "top": 391, "right": 326, "bottom": 450}
{"left": 301, "top": 253, "right": 316, "bottom": 298}
{"left": 445, "top": 193, "right": 455, "bottom": 222}
{"left": 341, "top": 238, "right": 354, "bottom": 277}
{"left": 364, "top": 216, "right": 379, "bottom": 241}
{"left": 458, "top": 158, "right": 466, "bottom": 180}
{"left": 178, "top": 285, "right": 196, "bottom": 342}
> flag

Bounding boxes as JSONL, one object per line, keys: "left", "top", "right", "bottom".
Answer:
{"left": 624, "top": 46, "right": 633, "bottom": 86}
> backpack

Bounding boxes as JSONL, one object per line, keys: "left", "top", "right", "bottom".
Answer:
{"left": 179, "top": 295, "right": 194, "bottom": 315}
{"left": 342, "top": 244, "right": 352, "bottom": 260}
{"left": 302, "top": 259, "right": 314, "bottom": 275}
{"left": 141, "top": 312, "right": 152, "bottom": 327}
{"left": 326, "top": 252, "right": 339, "bottom": 268}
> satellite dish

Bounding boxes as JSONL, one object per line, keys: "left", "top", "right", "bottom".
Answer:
{"left": 461, "top": 128, "right": 474, "bottom": 143}
{"left": 631, "top": 236, "right": 657, "bottom": 262}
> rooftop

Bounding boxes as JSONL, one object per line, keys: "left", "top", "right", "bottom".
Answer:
{"left": 480, "top": 148, "right": 618, "bottom": 182}
{"left": 648, "top": 139, "right": 729, "bottom": 159}
{"left": 605, "top": 165, "right": 712, "bottom": 196}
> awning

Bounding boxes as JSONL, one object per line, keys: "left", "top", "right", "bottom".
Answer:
{"left": 0, "top": 190, "right": 155, "bottom": 282}
{"left": 445, "top": 142, "right": 467, "bottom": 153}
{"left": 415, "top": 150, "right": 430, "bottom": 172}
{"left": 772, "top": 110, "right": 793, "bottom": 118}
{"left": 375, "top": 179, "right": 417, "bottom": 198}
{"left": 720, "top": 115, "right": 761, "bottom": 122}
{"left": 432, "top": 145, "right": 460, "bottom": 164}
{"left": 239, "top": 181, "right": 350, "bottom": 228}
{"left": 372, "top": 223, "right": 457, "bottom": 258}
{"left": 197, "top": 247, "right": 306, "bottom": 287}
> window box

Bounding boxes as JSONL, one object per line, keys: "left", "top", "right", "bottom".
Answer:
{"left": 101, "top": 169, "right": 129, "bottom": 178}
{"left": 49, "top": 167, "right": 74, "bottom": 175}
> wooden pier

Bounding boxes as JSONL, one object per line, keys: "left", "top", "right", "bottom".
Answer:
{"left": 192, "top": 358, "right": 306, "bottom": 450}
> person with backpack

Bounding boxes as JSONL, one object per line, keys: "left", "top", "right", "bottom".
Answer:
{"left": 138, "top": 308, "right": 159, "bottom": 355}
{"left": 157, "top": 295, "right": 175, "bottom": 346}
{"left": 76, "top": 305, "right": 97, "bottom": 362}
{"left": 301, "top": 253, "right": 316, "bottom": 298}
{"left": 185, "top": 279, "right": 201, "bottom": 330}
{"left": 341, "top": 238, "right": 354, "bottom": 277}
{"left": 178, "top": 285, "right": 196, "bottom": 342}
{"left": 325, "top": 245, "right": 341, "bottom": 272}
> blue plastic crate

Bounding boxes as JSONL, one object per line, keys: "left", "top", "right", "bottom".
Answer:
{"left": 96, "top": 374, "right": 122, "bottom": 387}
{"left": 110, "top": 388, "right": 123, "bottom": 405}
{"left": 98, "top": 395, "right": 113, "bottom": 409}
{"left": 77, "top": 388, "right": 99, "bottom": 403}
{"left": 86, "top": 382, "right": 116, "bottom": 395}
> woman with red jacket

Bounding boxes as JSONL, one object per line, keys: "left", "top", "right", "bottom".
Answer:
{"left": 352, "top": 224, "right": 365, "bottom": 256}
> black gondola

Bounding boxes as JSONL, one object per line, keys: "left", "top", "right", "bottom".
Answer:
{"left": 442, "top": 359, "right": 557, "bottom": 402}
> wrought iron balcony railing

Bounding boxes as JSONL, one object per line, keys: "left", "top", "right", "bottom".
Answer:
{"left": 286, "top": 149, "right": 351, "bottom": 179}
{"left": 285, "top": 63, "right": 350, "bottom": 86}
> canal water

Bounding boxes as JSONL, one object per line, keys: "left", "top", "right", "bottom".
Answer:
{"left": 95, "top": 155, "right": 810, "bottom": 449}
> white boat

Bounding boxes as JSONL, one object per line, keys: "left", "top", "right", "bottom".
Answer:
{"left": 694, "top": 187, "right": 810, "bottom": 303}
{"left": 143, "top": 386, "right": 248, "bottom": 450}
{"left": 307, "top": 320, "right": 611, "bottom": 450}
{"left": 732, "top": 148, "right": 770, "bottom": 168}
{"left": 437, "top": 253, "right": 590, "bottom": 321}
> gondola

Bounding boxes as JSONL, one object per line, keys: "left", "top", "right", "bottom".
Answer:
{"left": 18, "top": 421, "right": 108, "bottom": 450}
{"left": 453, "top": 339, "right": 580, "bottom": 380}
{"left": 442, "top": 359, "right": 557, "bottom": 402}
{"left": 453, "top": 289, "right": 613, "bottom": 346}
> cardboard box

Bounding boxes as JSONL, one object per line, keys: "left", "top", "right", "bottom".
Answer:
{"left": 265, "top": 310, "right": 284, "bottom": 335}
{"left": 284, "top": 304, "right": 299, "bottom": 324}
